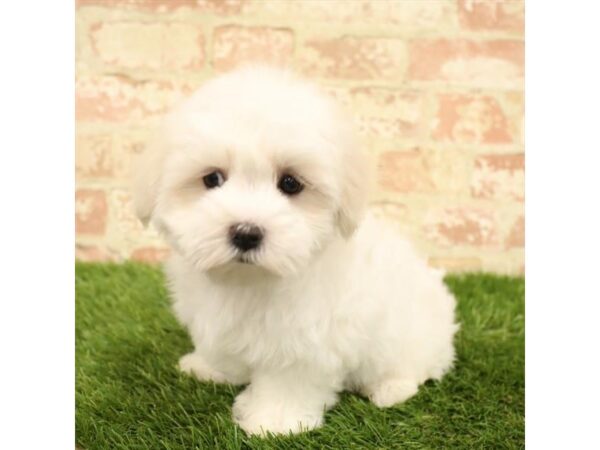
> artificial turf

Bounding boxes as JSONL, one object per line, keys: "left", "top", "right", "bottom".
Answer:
{"left": 75, "top": 262, "right": 524, "bottom": 449}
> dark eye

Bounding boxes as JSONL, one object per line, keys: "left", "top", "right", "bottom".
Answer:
{"left": 278, "top": 174, "right": 304, "bottom": 196}
{"left": 202, "top": 170, "right": 225, "bottom": 189}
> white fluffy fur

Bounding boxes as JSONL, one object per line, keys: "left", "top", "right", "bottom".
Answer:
{"left": 134, "top": 66, "right": 458, "bottom": 436}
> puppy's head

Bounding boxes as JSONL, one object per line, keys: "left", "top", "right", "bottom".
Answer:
{"left": 134, "top": 66, "right": 369, "bottom": 276}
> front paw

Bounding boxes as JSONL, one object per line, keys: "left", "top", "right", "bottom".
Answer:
{"left": 232, "top": 386, "right": 324, "bottom": 436}
{"left": 363, "top": 378, "right": 419, "bottom": 408}
{"left": 178, "top": 353, "right": 228, "bottom": 383}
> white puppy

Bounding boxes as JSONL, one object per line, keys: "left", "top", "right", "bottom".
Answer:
{"left": 134, "top": 66, "right": 458, "bottom": 436}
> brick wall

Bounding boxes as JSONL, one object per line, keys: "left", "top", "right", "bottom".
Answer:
{"left": 75, "top": 0, "right": 525, "bottom": 274}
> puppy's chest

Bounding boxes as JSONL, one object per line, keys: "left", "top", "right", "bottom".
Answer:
{"left": 196, "top": 288, "right": 343, "bottom": 365}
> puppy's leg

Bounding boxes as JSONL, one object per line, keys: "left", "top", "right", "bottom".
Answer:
{"left": 361, "top": 377, "right": 419, "bottom": 408}
{"left": 232, "top": 368, "right": 340, "bottom": 436}
{"left": 178, "top": 352, "right": 249, "bottom": 385}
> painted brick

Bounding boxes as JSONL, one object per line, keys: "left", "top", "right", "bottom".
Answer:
{"left": 374, "top": 0, "right": 457, "bottom": 28}
{"left": 75, "top": 75, "right": 195, "bottom": 122}
{"left": 77, "top": 0, "right": 245, "bottom": 14}
{"left": 432, "top": 94, "right": 518, "bottom": 144}
{"left": 108, "top": 189, "right": 145, "bottom": 236}
{"left": 91, "top": 22, "right": 204, "bottom": 70}
{"left": 471, "top": 154, "right": 524, "bottom": 201}
{"left": 458, "top": 0, "right": 524, "bottom": 33}
{"left": 428, "top": 256, "right": 482, "bottom": 272}
{"left": 348, "top": 88, "right": 423, "bottom": 117}
{"left": 321, "top": 86, "right": 354, "bottom": 109}
{"left": 76, "top": 133, "right": 148, "bottom": 181}
{"left": 196, "top": 0, "right": 246, "bottom": 14}
{"left": 243, "top": 0, "right": 455, "bottom": 29}
{"left": 75, "top": 243, "right": 117, "bottom": 262}
{"left": 76, "top": 189, "right": 108, "bottom": 235}
{"left": 355, "top": 117, "right": 419, "bottom": 140}
{"left": 505, "top": 91, "right": 525, "bottom": 146}
{"left": 104, "top": 189, "right": 165, "bottom": 255}
{"left": 370, "top": 200, "right": 409, "bottom": 223}
{"left": 325, "top": 87, "right": 426, "bottom": 139}
{"left": 425, "top": 207, "right": 499, "bottom": 247}
{"left": 300, "top": 37, "right": 407, "bottom": 80}
{"left": 77, "top": 0, "right": 195, "bottom": 10}
{"left": 506, "top": 215, "right": 524, "bottom": 248}
{"left": 131, "top": 246, "right": 171, "bottom": 263}
{"left": 378, "top": 149, "right": 470, "bottom": 194}
{"left": 408, "top": 39, "right": 523, "bottom": 88}
{"left": 213, "top": 25, "right": 294, "bottom": 71}
{"left": 355, "top": 88, "right": 425, "bottom": 138}
{"left": 379, "top": 151, "right": 435, "bottom": 193}
{"left": 75, "top": 134, "right": 114, "bottom": 180}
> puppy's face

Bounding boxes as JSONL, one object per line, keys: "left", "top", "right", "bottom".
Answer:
{"left": 135, "top": 68, "right": 368, "bottom": 277}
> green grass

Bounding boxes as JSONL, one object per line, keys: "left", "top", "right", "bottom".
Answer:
{"left": 76, "top": 262, "right": 524, "bottom": 450}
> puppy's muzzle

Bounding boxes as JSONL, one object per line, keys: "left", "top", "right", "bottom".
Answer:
{"left": 229, "top": 223, "right": 264, "bottom": 252}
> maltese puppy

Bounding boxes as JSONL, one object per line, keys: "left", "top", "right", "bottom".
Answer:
{"left": 134, "top": 66, "right": 458, "bottom": 436}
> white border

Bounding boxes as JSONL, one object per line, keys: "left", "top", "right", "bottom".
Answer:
{"left": 0, "top": 3, "right": 74, "bottom": 449}
{"left": 527, "top": 2, "right": 600, "bottom": 448}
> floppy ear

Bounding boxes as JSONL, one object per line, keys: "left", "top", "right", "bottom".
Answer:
{"left": 336, "top": 132, "right": 372, "bottom": 239}
{"left": 132, "top": 133, "right": 168, "bottom": 226}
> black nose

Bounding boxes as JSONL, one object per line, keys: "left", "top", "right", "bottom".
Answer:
{"left": 229, "top": 223, "right": 264, "bottom": 252}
